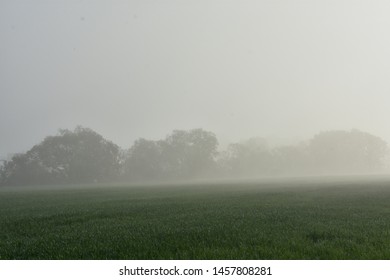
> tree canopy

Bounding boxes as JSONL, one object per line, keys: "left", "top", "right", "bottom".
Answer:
{"left": 122, "top": 129, "right": 218, "bottom": 182}
{"left": 0, "top": 126, "right": 121, "bottom": 186}
{"left": 0, "top": 127, "right": 388, "bottom": 186}
{"left": 308, "top": 130, "right": 388, "bottom": 174}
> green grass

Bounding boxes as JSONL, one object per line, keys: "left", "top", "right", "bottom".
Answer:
{"left": 1, "top": 176, "right": 390, "bottom": 259}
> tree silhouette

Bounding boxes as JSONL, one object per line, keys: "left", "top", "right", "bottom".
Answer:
{"left": 0, "top": 126, "right": 121, "bottom": 186}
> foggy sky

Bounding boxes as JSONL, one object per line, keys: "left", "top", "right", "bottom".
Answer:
{"left": 1, "top": 0, "right": 390, "bottom": 159}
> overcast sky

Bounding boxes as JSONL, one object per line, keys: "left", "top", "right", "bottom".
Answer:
{"left": 1, "top": 0, "right": 390, "bottom": 158}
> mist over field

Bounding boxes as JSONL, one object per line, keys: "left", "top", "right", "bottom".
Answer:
{"left": 3, "top": 2, "right": 390, "bottom": 261}
{"left": 2, "top": 0, "right": 390, "bottom": 185}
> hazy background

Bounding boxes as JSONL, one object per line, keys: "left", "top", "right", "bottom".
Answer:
{"left": 1, "top": 0, "right": 390, "bottom": 159}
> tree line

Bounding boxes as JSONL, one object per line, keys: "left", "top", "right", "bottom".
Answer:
{"left": 0, "top": 126, "right": 388, "bottom": 186}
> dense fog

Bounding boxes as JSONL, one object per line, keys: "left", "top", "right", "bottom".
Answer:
{"left": 2, "top": 1, "right": 390, "bottom": 185}
{"left": 0, "top": 127, "right": 388, "bottom": 186}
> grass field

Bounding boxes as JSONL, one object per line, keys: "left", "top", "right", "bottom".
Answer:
{"left": 1, "top": 176, "right": 390, "bottom": 259}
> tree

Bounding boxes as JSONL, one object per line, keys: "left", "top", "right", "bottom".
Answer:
{"left": 122, "top": 128, "right": 219, "bottom": 181}
{"left": 0, "top": 126, "right": 121, "bottom": 186}
{"left": 217, "top": 130, "right": 389, "bottom": 177}
{"left": 0, "top": 153, "right": 47, "bottom": 186}
{"left": 217, "top": 138, "right": 273, "bottom": 178}
{"left": 308, "top": 130, "right": 388, "bottom": 174}
{"left": 161, "top": 129, "right": 219, "bottom": 179}
{"left": 122, "top": 138, "right": 164, "bottom": 181}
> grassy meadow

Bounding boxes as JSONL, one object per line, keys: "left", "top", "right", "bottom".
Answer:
{"left": 1, "top": 176, "right": 390, "bottom": 259}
